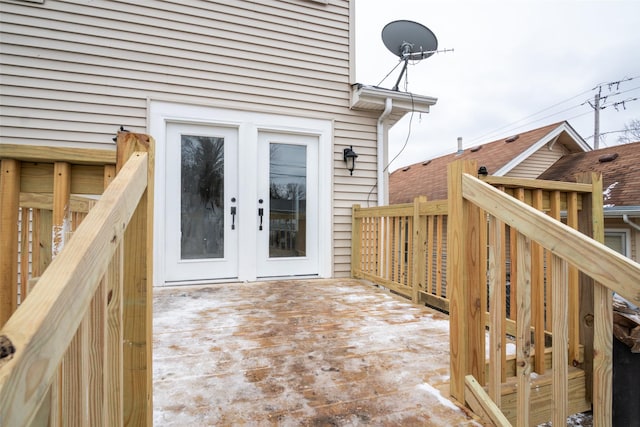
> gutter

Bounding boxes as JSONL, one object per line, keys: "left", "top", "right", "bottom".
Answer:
{"left": 623, "top": 214, "right": 640, "bottom": 232}
{"left": 377, "top": 98, "right": 393, "bottom": 206}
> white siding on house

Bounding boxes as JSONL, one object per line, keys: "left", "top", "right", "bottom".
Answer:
{"left": 0, "top": 0, "right": 382, "bottom": 278}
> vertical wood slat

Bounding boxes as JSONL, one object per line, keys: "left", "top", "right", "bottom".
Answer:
{"left": 447, "top": 160, "right": 478, "bottom": 402}
{"left": 466, "top": 184, "right": 485, "bottom": 385}
{"left": 548, "top": 191, "right": 562, "bottom": 332}
{"left": 531, "top": 189, "right": 545, "bottom": 374}
{"left": 0, "top": 159, "right": 21, "bottom": 327}
{"left": 20, "top": 208, "right": 30, "bottom": 304}
{"left": 117, "top": 133, "right": 154, "bottom": 427}
{"left": 551, "top": 254, "right": 568, "bottom": 426}
{"left": 412, "top": 196, "right": 427, "bottom": 302}
{"left": 516, "top": 232, "right": 532, "bottom": 427}
{"left": 488, "top": 215, "right": 503, "bottom": 406}
{"left": 426, "top": 215, "right": 434, "bottom": 295}
{"left": 509, "top": 188, "right": 526, "bottom": 323}
{"left": 499, "top": 220, "right": 507, "bottom": 382}
{"left": 566, "top": 191, "right": 580, "bottom": 364}
{"left": 351, "top": 205, "right": 361, "bottom": 277}
{"left": 435, "top": 216, "right": 443, "bottom": 297}
{"left": 103, "top": 164, "right": 124, "bottom": 427}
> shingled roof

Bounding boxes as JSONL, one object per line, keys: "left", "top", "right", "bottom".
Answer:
{"left": 538, "top": 141, "right": 640, "bottom": 209}
{"left": 389, "top": 121, "right": 588, "bottom": 203}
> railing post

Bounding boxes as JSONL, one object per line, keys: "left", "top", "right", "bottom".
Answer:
{"left": 447, "top": 159, "right": 484, "bottom": 402}
{"left": 116, "top": 131, "right": 154, "bottom": 427}
{"left": 0, "top": 159, "right": 20, "bottom": 327}
{"left": 576, "top": 173, "right": 612, "bottom": 426}
{"left": 412, "top": 196, "right": 427, "bottom": 303}
{"left": 351, "top": 204, "right": 362, "bottom": 278}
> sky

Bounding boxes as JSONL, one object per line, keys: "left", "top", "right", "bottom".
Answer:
{"left": 355, "top": 0, "right": 640, "bottom": 171}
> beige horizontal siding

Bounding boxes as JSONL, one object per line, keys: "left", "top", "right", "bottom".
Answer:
{"left": 0, "top": 0, "right": 385, "bottom": 280}
{"left": 508, "top": 144, "right": 568, "bottom": 179}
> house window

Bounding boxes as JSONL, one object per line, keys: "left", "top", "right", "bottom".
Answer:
{"left": 604, "top": 230, "right": 630, "bottom": 257}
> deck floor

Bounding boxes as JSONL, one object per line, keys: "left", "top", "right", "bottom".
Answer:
{"left": 153, "top": 279, "right": 482, "bottom": 426}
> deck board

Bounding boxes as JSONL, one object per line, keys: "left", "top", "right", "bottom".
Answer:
{"left": 153, "top": 279, "right": 482, "bottom": 426}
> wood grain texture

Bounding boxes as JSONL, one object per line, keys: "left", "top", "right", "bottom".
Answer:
{"left": 0, "top": 144, "right": 115, "bottom": 165}
{"left": 551, "top": 255, "right": 568, "bottom": 426}
{"left": 464, "top": 375, "right": 512, "bottom": 427}
{"left": 0, "top": 153, "right": 147, "bottom": 427}
{"left": 0, "top": 159, "right": 20, "bottom": 327}
{"left": 461, "top": 173, "right": 640, "bottom": 305}
{"left": 516, "top": 232, "right": 532, "bottom": 427}
{"left": 488, "top": 215, "right": 503, "bottom": 406}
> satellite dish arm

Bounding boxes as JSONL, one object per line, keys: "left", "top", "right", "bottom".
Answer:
{"left": 392, "top": 58, "right": 409, "bottom": 91}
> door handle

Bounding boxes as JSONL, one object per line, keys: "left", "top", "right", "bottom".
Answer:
{"left": 230, "top": 206, "right": 237, "bottom": 230}
{"left": 258, "top": 208, "right": 264, "bottom": 230}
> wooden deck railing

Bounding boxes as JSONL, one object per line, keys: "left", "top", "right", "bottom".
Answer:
{"left": 448, "top": 160, "right": 640, "bottom": 427}
{"left": 0, "top": 132, "right": 154, "bottom": 427}
{"left": 351, "top": 198, "right": 448, "bottom": 306}
{"left": 352, "top": 159, "right": 639, "bottom": 425}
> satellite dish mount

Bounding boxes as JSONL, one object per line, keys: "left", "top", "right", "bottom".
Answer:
{"left": 381, "top": 20, "right": 439, "bottom": 91}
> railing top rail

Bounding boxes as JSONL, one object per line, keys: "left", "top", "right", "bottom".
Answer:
{"left": 481, "top": 175, "right": 593, "bottom": 193}
{"left": 0, "top": 143, "right": 116, "bottom": 165}
{"left": 353, "top": 199, "right": 448, "bottom": 218}
{"left": 0, "top": 152, "right": 148, "bottom": 426}
{"left": 462, "top": 172, "right": 640, "bottom": 304}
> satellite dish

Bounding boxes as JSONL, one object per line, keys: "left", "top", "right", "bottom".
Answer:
{"left": 381, "top": 20, "right": 439, "bottom": 91}
{"left": 382, "top": 20, "right": 438, "bottom": 60}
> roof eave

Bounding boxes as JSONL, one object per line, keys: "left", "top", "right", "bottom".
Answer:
{"left": 604, "top": 206, "right": 640, "bottom": 217}
{"left": 350, "top": 84, "right": 438, "bottom": 127}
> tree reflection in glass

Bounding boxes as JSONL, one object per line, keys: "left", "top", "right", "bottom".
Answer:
{"left": 181, "top": 135, "right": 224, "bottom": 259}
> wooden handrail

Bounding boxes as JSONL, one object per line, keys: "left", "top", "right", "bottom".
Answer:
{"left": 0, "top": 152, "right": 148, "bottom": 427}
{"left": 462, "top": 173, "right": 640, "bottom": 302}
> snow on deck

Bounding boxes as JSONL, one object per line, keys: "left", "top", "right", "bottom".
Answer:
{"left": 153, "top": 279, "right": 482, "bottom": 426}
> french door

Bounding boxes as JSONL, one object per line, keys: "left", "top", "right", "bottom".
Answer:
{"left": 256, "top": 132, "right": 319, "bottom": 277}
{"left": 164, "top": 123, "right": 318, "bottom": 282}
{"left": 165, "top": 123, "right": 239, "bottom": 282}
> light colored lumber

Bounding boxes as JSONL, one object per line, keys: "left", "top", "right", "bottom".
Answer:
{"left": 461, "top": 173, "right": 640, "bottom": 306}
{"left": 481, "top": 175, "right": 592, "bottom": 193}
{"left": 567, "top": 191, "right": 581, "bottom": 364}
{"left": 488, "top": 215, "right": 503, "bottom": 405}
{"left": 516, "top": 232, "right": 532, "bottom": 427}
{"left": 118, "top": 132, "right": 154, "bottom": 427}
{"left": 464, "top": 375, "right": 511, "bottom": 427}
{"left": 447, "top": 160, "right": 478, "bottom": 402}
{"left": 0, "top": 152, "right": 148, "bottom": 427}
{"left": 20, "top": 208, "right": 30, "bottom": 304}
{"left": 531, "top": 189, "right": 545, "bottom": 375}
{"left": 551, "top": 254, "right": 568, "bottom": 426}
{"left": 412, "top": 196, "right": 427, "bottom": 303}
{"left": 52, "top": 162, "right": 71, "bottom": 257}
{"left": 0, "top": 143, "right": 116, "bottom": 165}
{"left": 351, "top": 205, "right": 362, "bottom": 277}
{"left": 0, "top": 159, "right": 20, "bottom": 327}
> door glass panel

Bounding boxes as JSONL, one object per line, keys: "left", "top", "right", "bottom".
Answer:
{"left": 269, "top": 143, "right": 306, "bottom": 258}
{"left": 181, "top": 135, "right": 224, "bottom": 259}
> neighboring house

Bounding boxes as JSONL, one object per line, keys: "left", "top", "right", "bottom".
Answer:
{"left": 539, "top": 141, "right": 640, "bottom": 263}
{"left": 389, "top": 121, "right": 591, "bottom": 203}
{"left": 0, "top": 0, "right": 437, "bottom": 284}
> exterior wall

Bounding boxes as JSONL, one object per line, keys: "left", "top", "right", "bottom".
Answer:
{"left": 506, "top": 143, "right": 569, "bottom": 179}
{"left": 0, "top": 0, "right": 379, "bottom": 278}
{"left": 605, "top": 218, "right": 639, "bottom": 263}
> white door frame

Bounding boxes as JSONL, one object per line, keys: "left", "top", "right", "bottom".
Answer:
{"left": 149, "top": 100, "right": 333, "bottom": 285}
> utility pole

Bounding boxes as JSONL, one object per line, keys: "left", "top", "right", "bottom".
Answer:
{"left": 593, "top": 89, "right": 601, "bottom": 149}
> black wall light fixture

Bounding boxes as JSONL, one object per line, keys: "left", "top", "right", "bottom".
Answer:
{"left": 343, "top": 146, "right": 358, "bottom": 176}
